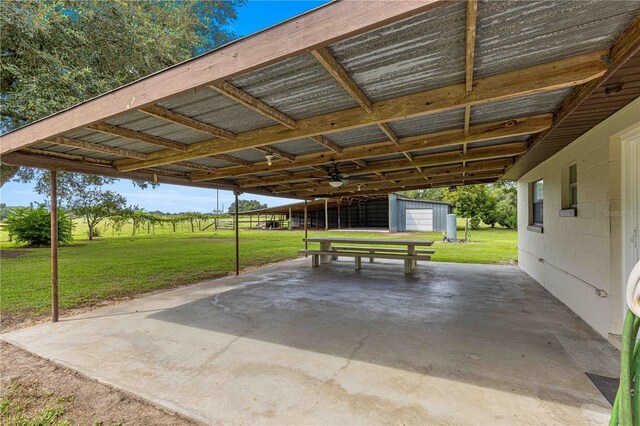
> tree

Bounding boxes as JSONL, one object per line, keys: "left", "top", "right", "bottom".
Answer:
{"left": 400, "top": 188, "right": 447, "bottom": 202}
{"left": 69, "top": 189, "right": 126, "bottom": 240}
{"left": 444, "top": 184, "right": 496, "bottom": 240}
{"left": 492, "top": 181, "right": 518, "bottom": 229}
{"left": 1, "top": 0, "right": 245, "bottom": 184}
{"left": 228, "top": 200, "right": 267, "bottom": 214}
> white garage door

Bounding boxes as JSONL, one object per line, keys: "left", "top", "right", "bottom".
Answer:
{"left": 405, "top": 208, "right": 434, "bottom": 231}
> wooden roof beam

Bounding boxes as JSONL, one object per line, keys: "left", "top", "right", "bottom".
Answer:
{"left": 190, "top": 114, "right": 550, "bottom": 181}
{"left": 253, "top": 145, "right": 296, "bottom": 162}
{"left": 269, "top": 159, "right": 511, "bottom": 193}
{"left": 174, "top": 161, "right": 218, "bottom": 172}
{"left": 210, "top": 154, "right": 253, "bottom": 167}
{"left": 310, "top": 135, "right": 343, "bottom": 153}
{"left": 138, "top": 105, "right": 236, "bottom": 140}
{"left": 87, "top": 122, "right": 189, "bottom": 151}
{"left": 115, "top": 50, "right": 607, "bottom": 172}
{"left": 292, "top": 171, "right": 503, "bottom": 197}
{"left": 46, "top": 136, "right": 148, "bottom": 159}
{"left": 209, "top": 81, "right": 296, "bottom": 129}
{"left": 311, "top": 47, "right": 373, "bottom": 113}
{"left": 379, "top": 122, "right": 400, "bottom": 145}
{"left": 245, "top": 143, "right": 525, "bottom": 190}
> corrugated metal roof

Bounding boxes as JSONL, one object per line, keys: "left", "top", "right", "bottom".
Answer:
{"left": 105, "top": 111, "right": 212, "bottom": 144}
{"left": 324, "top": 125, "right": 388, "bottom": 148}
{"left": 271, "top": 138, "right": 328, "bottom": 156}
{"left": 157, "top": 87, "right": 277, "bottom": 133}
{"left": 229, "top": 54, "right": 359, "bottom": 120}
{"left": 475, "top": 0, "right": 640, "bottom": 78}
{"left": 389, "top": 109, "right": 465, "bottom": 138}
{"left": 329, "top": 2, "right": 466, "bottom": 102}
{"left": 223, "top": 149, "right": 262, "bottom": 163}
{"left": 470, "top": 88, "right": 571, "bottom": 125}
{"left": 7, "top": 0, "right": 640, "bottom": 199}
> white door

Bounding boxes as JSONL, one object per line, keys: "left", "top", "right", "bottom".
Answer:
{"left": 405, "top": 208, "right": 433, "bottom": 231}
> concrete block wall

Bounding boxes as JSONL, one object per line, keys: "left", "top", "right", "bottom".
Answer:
{"left": 517, "top": 98, "right": 640, "bottom": 339}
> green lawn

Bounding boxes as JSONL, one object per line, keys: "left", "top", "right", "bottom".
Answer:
{"left": 0, "top": 222, "right": 517, "bottom": 327}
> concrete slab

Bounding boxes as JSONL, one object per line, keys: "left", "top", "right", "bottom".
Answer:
{"left": 2, "top": 258, "right": 619, "bottom": 425}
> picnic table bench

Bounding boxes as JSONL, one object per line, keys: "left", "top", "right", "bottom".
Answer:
{"left": 298, "top": 237, "right": 434, "bottom": 273}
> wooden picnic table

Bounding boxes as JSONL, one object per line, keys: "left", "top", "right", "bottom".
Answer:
{"left": 303, "top": 237, "right": 434, "bottom": 266}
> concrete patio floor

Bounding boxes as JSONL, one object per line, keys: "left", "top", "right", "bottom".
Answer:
{"left": 3, "top": 258, "right": 619, "bottom": 425}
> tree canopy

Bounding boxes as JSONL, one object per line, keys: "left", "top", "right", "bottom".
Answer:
{"left": 1, "top": 0, "right": 245, "bottom": 184}
{"left": 228, "top": 199, "right": 267, "bottom": 213}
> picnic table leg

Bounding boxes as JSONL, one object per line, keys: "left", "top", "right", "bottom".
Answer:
{"left": 404, "top": 259, "right": 411, "bottom": 273}
{"left": 320, "top": 241, "right": 331, "bottom": 264}
{"left": 355, "top": 256, "right": 361, "bottom": 270}
{"left": 312, "top": 254, "right": 319, "bottom": 267}
{"left": 408, "top": 244, "right": 416, "bottom": 270}
{"left": 369, "top": 250, "right": 374, "bottom": 263}
{"left": 331, "top": 247, "right": 338, "bottom": 261}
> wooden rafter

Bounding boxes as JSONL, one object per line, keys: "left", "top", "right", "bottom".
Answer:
{"left": 311, "top": 47, "right": 373, "bottom": 113}
{"left": 269, "top": 159, "right": 512, "bottom": 193}
{"left": 463, "top": 0, "right": 478, "bottom": 156}
{"left": 352, "top": 159, "right": 367, "bottom": 168}
{"left": 510, "top": 16, "right": 640, "bottom": 176}
{"left": 46, "top": 136, "right": 148, "bottom": 160}
{"left": 293, "top": 171, "right": 503, "bottom": 197}
{"left": 322, "top": 176, "right": 500, "bottom": 198}
{"left": 139, "top": 105, "right": 236, "bottom": 140}
{"left": 5, "top": 1, "right": 447, "bottom": 155}
{"left": 190, "top": 114, "right": 550, "bottom": 181}
{"left": 209, "top": 81, "right": 296, "bottom": 128}
{"left": 115, "top": 50, "right": 607, "bottom": 172}
{"left": 403, "top": 152, "right": 414, "bottom": 162}
{"left": 22, "top": 148, "right": 113, "bottom": 166}
{"left": 378, "top": 122, "right": 400, "bottom": 145}
{"left": 465, "top": 0, "right": 478, "bottom": 95}
{"left": 87, "top": 122, "right": 188, "bottom": 151}
{"left": 210, "top": 154, "right": 253, "bottom": 166}
{"left": 253, "top": 145, "right": 296, "bottom": 162}
{"left": 249, "top": 143, "right": 526, "bottom": 190}
{"left": 310, "top": 135, "right": 343, "bottom": 153}
{"left": 174, "top": 161, "right": 218, "bottom": 172}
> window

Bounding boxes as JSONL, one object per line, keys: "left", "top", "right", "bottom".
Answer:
{"left": 569, "top": 164, "right": 577, "bottom": 208}
{"left": 532, "top": 179, "right": 544, "bottom": 226}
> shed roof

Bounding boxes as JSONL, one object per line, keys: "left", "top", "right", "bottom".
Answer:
{"left": 2, "top": 0, "right": 639, "bottom": 199}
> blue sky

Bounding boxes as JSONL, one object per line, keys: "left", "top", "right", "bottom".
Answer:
{"left": 0, "top": 0, "right": 330, "bottom": 213}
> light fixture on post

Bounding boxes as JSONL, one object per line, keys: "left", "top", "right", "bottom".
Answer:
{"left": 265, "top": 154, "right": 274, "bottom": 166}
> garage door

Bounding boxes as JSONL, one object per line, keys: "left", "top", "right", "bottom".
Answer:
{"left": 405, "top": 208, "right": 433, "bottom": 231}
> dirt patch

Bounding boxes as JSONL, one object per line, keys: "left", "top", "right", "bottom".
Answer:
{"left": 0, "top": 341, "right": 199, "bottom": 425}
{"left": 0, "top": 250, "right": 30, "bottom": 259}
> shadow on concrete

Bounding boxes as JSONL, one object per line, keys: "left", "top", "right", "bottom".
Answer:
{"left": 146, "top": 259, "right": 618, "bottom": 410}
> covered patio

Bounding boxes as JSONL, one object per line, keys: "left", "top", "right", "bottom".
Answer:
{"left": 3, "top": 258, "right": 618, "bottom": 424}
{"left": 2, "top": 0, "right": 640, "bottom": 423}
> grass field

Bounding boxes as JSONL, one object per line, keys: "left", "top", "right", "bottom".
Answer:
{"left": 0, "top": 220, "right": 517, "bottom": 327}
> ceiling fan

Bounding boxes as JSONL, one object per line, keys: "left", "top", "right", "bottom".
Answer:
{"left": 327, "top": 163, "right": 371, "bottom": 188}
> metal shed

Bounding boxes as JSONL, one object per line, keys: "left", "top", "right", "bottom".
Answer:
{"left": 389, "top": 194, "right": 453, "bottom": 232}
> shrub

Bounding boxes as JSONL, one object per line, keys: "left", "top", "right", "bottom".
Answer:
{"left": 4, "top": 206, "right": 73, "bottom": 246}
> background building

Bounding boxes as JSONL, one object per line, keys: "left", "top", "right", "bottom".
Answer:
{"left": 247, "top": 194, "right": 452, "bottom": 232}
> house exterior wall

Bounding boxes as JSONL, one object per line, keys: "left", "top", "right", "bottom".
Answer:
{"left": 517, "top": 98, "right": 640, "bottom": 339}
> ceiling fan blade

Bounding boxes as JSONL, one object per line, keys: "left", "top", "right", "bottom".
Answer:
{"left": 346, "top": 175, "right": 372, "bottom": 181}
